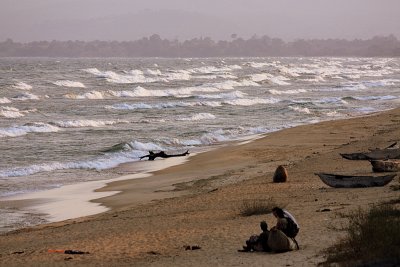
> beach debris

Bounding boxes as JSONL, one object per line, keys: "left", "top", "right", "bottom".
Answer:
{"left": 317, "top": 208, "right": 331, "bottom": 212}
{"left": 65, "top": 250, "right": 89, "bottom": 254}
{"left": 64, "top": 257, "right": 73, "bottom": 261}
{"left": 370, "top": 159, "right": 400, "bottom": 172}
{"left": 273, "top": 165, "right": 288, "bottom": 183}
{"left": 147, "top": 251, "right": 161, "bottom": 255}
{"left": 183, "top": 245, "right": 201, "bottom": 250}
{"left": 48, "top": 249, "right": 89, "bottom": 254}
{"left": 12, "top": 251, "right": 24, "bottom": 254}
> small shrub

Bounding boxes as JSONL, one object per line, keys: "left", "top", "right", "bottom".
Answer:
{"left": 321, "top": 204, "right": 400, "bottom": 266}
{"left": 240, "top": 198, "right": 279, "bottom": 217}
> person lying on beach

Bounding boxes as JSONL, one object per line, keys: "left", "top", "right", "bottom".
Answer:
{"left": 239, "top": 221, "right": 271, "bottom": 252}
{"left": 139, "top": 150, "right": 189, "bottom": 161}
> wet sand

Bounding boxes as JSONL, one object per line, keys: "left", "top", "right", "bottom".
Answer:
{"left": 1, "top": 108, "right": 399, "bottom": 267}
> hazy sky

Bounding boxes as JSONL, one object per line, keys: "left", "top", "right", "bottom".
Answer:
{"left": 1, "top": 0, "right": 400, "bottom": 42}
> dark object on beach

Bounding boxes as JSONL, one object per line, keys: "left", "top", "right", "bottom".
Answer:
{"left": 273, "top": 165, "right": 288, "bottom": 183}
{"left": 12, "top": 251, "right": 24, "bottom": 254}
{"left": 64, "top": 250, "right": 89, "bottom": 254}
{"left": 183, "top": 245, "right": 201, "bottom": 251}
{"left": 370, "top": 159, "right": 400, "bottom": 172}
{"left": 48, "top": 249, "right": 89, "bottom": 254}
{"left": 147, "top": 251, "right": 161, "bottom": 255}
{"left": 139, "top": 150, "right": 189, "bottom": 161}
{"left": 315, "top": 173, "right": 396, "bottom": 188}
{"left": 340, "top": 143, "right": 400, "bottom": 161}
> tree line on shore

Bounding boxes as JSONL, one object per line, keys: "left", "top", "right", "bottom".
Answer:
{"left": 1, "top": 34, "right": 400, "bottom": 57}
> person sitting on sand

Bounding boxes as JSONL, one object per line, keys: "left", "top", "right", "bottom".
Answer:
{"left": 139, "top": 150, "right": 189, "bottom": 161}
{"left": 239, "top": 221, "right": 271, "bottom": 252}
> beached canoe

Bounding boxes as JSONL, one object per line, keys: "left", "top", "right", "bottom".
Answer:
{"left": 370, "top": 159, "right": 400, "bottom": 172}
{"left": 340, "top": 148, "right": 400, "bottom": 160}
{"left": 315, "top": 173, "right": 396, "bottom": 188}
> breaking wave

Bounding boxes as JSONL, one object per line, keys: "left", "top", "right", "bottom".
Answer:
{"left": 54, "top": 80, "right": 86, "bottom": 88}
{"left": 12, "top": 92, "right": 40, "bottom": 101}
{"left": 176, "top": 113, "right": 216, "bottom": 121}
{"left": 0, "top": 98, "right": 11, "bottom": 104}
{"left": 0, "top": 107, "right": 32, "bottom": 118}
{"left": 52, "top": 119, "right": 128, "bottom": 128}
{"left": 12, "top": 82, "right": 32, "bottom": 90}
{"left": 0, "top": 123, "right": 60, "bottom": 138}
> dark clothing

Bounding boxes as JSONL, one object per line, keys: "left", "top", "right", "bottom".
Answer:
{"left": 258, "top": 231, "right": 271, "bottom": 252}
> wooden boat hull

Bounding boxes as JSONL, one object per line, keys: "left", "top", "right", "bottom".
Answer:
{"left": 340, "top": 148, "right": 400, "bottom": 160}
{"left": 370, "top": 160, "right": 400, "bottom": 172}
{"left": 315, "top": 173, "right": 396, "bottom": 188}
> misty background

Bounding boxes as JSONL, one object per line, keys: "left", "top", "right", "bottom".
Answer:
{"left": 1, "top": 0, "right": 400, "bottom": 42}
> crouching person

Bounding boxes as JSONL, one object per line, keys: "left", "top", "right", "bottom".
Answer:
{"left": 268, "top": 207, "right": 300, "bottom": 252}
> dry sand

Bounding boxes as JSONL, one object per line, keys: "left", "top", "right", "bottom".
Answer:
{"left": 1, "top": 108, "right": 400, "bottom": 267}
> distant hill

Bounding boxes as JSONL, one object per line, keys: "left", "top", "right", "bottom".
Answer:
{"left": 1, "top": 35, "right": 399, "bottom": 57}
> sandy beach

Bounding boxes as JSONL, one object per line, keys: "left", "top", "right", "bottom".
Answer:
{"left": 1, "top": 108, "right": 400, "bottom": 267}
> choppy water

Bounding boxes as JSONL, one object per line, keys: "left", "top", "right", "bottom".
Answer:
{"left": 1, "top": 57, "right": 400, "bottom": 231}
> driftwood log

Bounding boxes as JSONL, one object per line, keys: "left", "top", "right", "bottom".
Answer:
{"left": 140, "top": 150, "right": 189, "bottom": 161}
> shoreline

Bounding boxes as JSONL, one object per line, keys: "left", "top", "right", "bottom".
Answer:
{"left": 0, "top": 111, "right": 389, "bottom": 230}
{"left": 0, "top": 132, "right": 263, "bottom": 231}
{"left": 1, "top": 108, "right": 399, "bottom": 266}
{"left": 0, "top": 155, "right": 193, "bottom": 227}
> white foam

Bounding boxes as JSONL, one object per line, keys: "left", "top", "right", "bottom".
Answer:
{"left": 54, "top": 80, "right": 86, "bottom": 88}
{"left": 95, "top": 68, "right": 193, "bottom": 83}
{"left": 189, "top": 65, "right": 241, "bottom": 74}
{"left": 197, "top": 91, "right": 247, "bottom": 99}
{"left": 289, "top": 106, "right": 311, "bottom": 114}
{"left": 0, "top": 123, "right": 60, "bottom": 138}
{"left": 52, "top": 119, "right": 127, "bottom": 128}
{"left": 269, "top": 89, "right": 307, "bottom": 95}
{"left": 317, "top": 97, "right": 348, "bottom": 105}
{"left": 0, "top": 97, "right": 11, "bottom": 104}
{"left": 12, "top": 82, "right": 32, "bottom": 90}
{"left": 145, "top": 69, "right": 162, "bottom": 75}
{"left": 176, "top": 113, "right": 216, "bottom": 121}
{"left": 64, "top": 91, "right": 109, "bottom": 99}
{"left": 0, "top": 107, "right": 26, "bottom": 118}
{"left": 108, "top": 96, "right": 278, "bottom": 110}
{"left": 127, "top": 140, "right": 165, "bottom": 152}
{"left": 352, "top": 95, "right": 398, "bottom": 101}
{"left": 325, "top": 111, "right": 341, "bottom": 117}
{"left": 224, "top": 98, "right": 280, "bottom": 106}
{"left": 0, "top": 150, "right": 144, "bottom": 178}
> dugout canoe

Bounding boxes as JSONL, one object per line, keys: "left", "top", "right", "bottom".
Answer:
{"left": 315, "top": 172, "right": 396, "bottom": 188}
